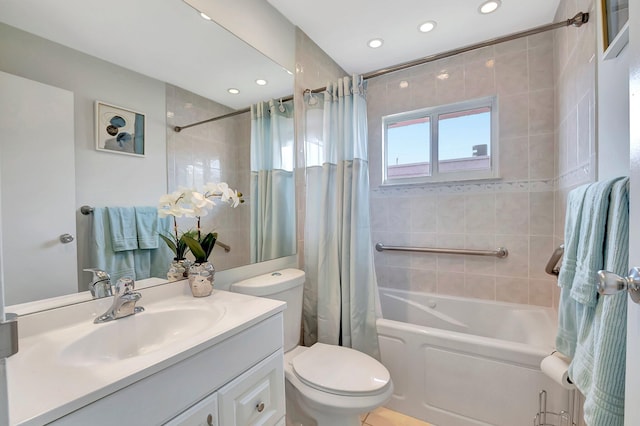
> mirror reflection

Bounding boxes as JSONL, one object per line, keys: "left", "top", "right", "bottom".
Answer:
{"left": 0, "top": 1, "right": 295, "bottom": 306}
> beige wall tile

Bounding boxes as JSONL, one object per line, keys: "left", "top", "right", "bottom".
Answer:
{"left": 496, "top": 50, "right": 529, "bottom": 95}
{"left": 530, "top": 191, "right": 554, "bottom": 235}
{"left": 495, "top": 192, "right": 530, "bottom": 235}
{"left": 496, "top": 276, "right": 529, "bottom": 304}
{"left": 500, "top": 136, "right": 530, "bottom": 180}
{"left": 437, "top": 271, "right": 466, "bottom": 297}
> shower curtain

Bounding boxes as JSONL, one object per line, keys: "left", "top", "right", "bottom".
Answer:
{"left": 250, "top": 99, "right": 296, "bottom": 263}
{"left": 303, "top": 75, "right": 380, "bottom": 358}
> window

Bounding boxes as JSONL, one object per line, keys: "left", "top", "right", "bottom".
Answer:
{"left": 383, "top": 96, "right": 497, "bottom": 184}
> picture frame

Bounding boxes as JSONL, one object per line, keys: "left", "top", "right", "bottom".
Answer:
{"left": 601, "top": 0, "right": 629, "bottom": 60}
{"left": 95, "top": 101, "right": 145, "bottom": 157}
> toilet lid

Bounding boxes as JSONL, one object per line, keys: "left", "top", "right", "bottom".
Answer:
{"left": 291, "top": 343, "right": 390, "bottom": 396}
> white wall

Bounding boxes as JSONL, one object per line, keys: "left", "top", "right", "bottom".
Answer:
{"left": 0, "top": 23, "right": 168, "bottom": 289}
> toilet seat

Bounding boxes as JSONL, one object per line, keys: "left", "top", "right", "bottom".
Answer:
{"left": 291, "top": 343, "right": 390, "bottom": 397}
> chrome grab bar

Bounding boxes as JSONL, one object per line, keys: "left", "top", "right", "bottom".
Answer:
{"left": 545, "top": 244, "right": 564, "bottom": 276}
{"left": 375, "top": 243, "right": 508, "bottom": 258}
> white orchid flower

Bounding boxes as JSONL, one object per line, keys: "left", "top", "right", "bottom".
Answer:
{"left": 203, "top": 182, "right": 221, "bottom": 196}
{"left": 228, "top": 190, "right": 241, "bottom": 208}
{"left": 191, "top": 191, "right": 215, "bottom": 209}
{"left": 158, "top": 190, "right": 189, "bottom": 217}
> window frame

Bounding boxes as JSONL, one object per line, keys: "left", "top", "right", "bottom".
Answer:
{"left": 381, "top": 96, "right": 499, "bottom": 185}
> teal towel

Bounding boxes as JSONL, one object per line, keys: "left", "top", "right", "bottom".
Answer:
{"left": 558, "top": 183, "right": 591, "bottom": 289}
{"left": 556, "top": 183, "right": 590, "bottom": 357}
{"left": 570, "top": 178, "right": 622, "bottom": 307}
{"left": 135, "top": 206, "right": 159, "bottom": 249}
{"left": 147, "top": 216, "right": 173, "bottom": 279}
{"left": 90, "top": 207, "right": 136, "bottom": 284}
{"left": 569, "top": 177, "right": 628, "bottom": 426}
{"left": 106, "top": 207, "right": 138, "bottom": 252}
{"left": 90, "top": 209, "right": 173, "bottom": 283}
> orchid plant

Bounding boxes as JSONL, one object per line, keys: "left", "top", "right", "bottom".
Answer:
{"left": 158, "top": 182, "right": 243, "bottom": 263}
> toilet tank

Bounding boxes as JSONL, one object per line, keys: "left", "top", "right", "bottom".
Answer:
{"left": 230, "top": 269, "right": 305, "bottom": 352}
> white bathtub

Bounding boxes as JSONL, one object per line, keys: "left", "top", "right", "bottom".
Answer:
{"left": 377, "top": 288, "right": 570, "bottom": 426}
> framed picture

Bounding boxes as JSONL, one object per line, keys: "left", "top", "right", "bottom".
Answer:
{"left": 602, "top": 0, "right": 629, "bottom": 59}
{"left": 95, "top": 101, "right": 145, "bottom": 156}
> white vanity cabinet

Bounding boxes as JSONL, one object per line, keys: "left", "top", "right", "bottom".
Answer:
{"left": 47, "top": 313, "right": 285, "bottom": 426}
{"left": 165, "top": 350, "right": 285, "bottom": 426}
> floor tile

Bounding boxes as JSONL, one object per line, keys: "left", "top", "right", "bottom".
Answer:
{"left": 364, "top": 407, "right": 432, "bottom": 426}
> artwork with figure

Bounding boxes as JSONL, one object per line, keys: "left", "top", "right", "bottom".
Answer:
{"left": 95, "top": 101, "right": 145, "bottom": 156}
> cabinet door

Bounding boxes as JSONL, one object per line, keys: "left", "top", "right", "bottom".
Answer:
{"left": 218, "top": 351, "right": 285, "bottom": 426}
{"left": 164, "top": 392, "right": 218, "bottom": 426}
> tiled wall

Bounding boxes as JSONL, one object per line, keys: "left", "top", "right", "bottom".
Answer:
{"left": 552, "top": 0, "right": 597, "bottom": 308}
{"left": 166, "top": 84, "right": 251, "bottom": 271}
{"left": 367, "top": 34, "right": 558, "bottom": 307}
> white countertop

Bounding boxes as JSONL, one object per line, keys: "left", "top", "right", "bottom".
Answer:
{"left": 6, "top": 281, "right": 285, "bottom": 425}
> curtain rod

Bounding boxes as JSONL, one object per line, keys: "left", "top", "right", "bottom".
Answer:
{"left": 174, "top": 11, "right": 588, "bottom": 133}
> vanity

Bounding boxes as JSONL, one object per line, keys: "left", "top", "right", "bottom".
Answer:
{"left": 5, "top": 280, "right": 286, "bottom": 425}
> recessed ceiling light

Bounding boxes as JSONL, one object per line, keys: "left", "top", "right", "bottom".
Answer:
{"left": 418, "top": 21, "right": 437, "bottom": 33}
{"left": 479, "top": 0, "right": 501, "bottom": 14}
{"left": 399, "top": 80, "right": 409, "bottom": 89}
{"left": 256, "top": 79, "right": 268, "bottom": 86}
{"left": 436, "top": 72, "right": 449, "bottom": 80}
{"left": 228, "top": 88, "right": 240, "bottom": 94}
{"left": 368, "top": 38, "right": 384, "bottom": 49}
{"left": 200, "top": 12, "right": 212, "bottom": 20}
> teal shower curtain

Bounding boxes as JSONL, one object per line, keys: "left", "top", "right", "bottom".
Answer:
{"left": 303, "top": 75, "right": 380, "bottom": 358}
{"left": 250, "top": 99, "right": 296, "bottom": 263}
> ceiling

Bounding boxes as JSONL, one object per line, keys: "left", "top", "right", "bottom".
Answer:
{"left": 0, "top": 0, "right": 293, "bottom": 110}
{"left": 0, "top": 0, "right": 565, "bottom": 110}
{"left": 267, "top": 0, "right": 563, "bottom": 75}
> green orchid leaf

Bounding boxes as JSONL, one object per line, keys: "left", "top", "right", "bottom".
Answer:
{"left": 200, "top": 232, "right": 217, "bottom": 260}
{"left": 159, "top": 234, "right": 177, "bottom": 256}
{"left": 182, "top": 234, "right": 207, "bottom": 262}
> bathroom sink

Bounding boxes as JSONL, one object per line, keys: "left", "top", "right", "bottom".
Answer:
{"left": 60, "top": 306, "right": 224, "bottom": 365}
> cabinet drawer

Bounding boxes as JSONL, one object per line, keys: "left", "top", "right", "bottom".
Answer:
{"left": 164, "top": 392, "right": 218, "bottom": 426}
{"left": 218, "top": 351, "right": 285, "bottom": 426}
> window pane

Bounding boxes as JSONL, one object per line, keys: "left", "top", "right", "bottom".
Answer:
{"left": 387, "top": 117, "right": 430, "bottom": 179}
{"left": 438, "top": 107, "right": 491, "bottom": 173}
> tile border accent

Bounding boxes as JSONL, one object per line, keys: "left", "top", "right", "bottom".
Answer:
{"left": 556, "top": 161, "right": 592, "bottom": 189}
{"left": 371, "top": 178, "right": 555, "bottom": 197}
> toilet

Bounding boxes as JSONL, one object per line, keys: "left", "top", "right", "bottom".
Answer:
{"left": 230, "top": 268, "right": 393, "bottom": 426}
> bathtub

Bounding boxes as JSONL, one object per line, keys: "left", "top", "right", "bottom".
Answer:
{"left": 377, "top": 288, "right": 570, "bottom": 426}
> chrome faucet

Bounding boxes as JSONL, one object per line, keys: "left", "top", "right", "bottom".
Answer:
{"left": 84, "top": 268, "right": 113, "bottom": 298}
{"left": 94, "top": 277, "right": 144, "bottom": 324}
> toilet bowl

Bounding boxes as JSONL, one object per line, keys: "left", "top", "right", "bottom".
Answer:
{"left": 231, "top": 269, "right": 392, "bottom": 426}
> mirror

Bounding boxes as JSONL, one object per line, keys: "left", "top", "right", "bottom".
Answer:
{"left": 0, "top": 0, "right": 295, "bottom": 307}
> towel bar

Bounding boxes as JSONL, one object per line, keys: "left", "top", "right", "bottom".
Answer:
{"left": 80, "top": 205, "right": 231, "bottom": 253}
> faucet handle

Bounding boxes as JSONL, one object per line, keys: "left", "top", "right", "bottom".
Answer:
{"left": 114, "top": 277, "right": 135, "bottom": 295}
{"left": 84, "top": 268, "right": 110, "bottom": 281}
{"left": 84, "top": 268, "right": 112, "bottom": 298}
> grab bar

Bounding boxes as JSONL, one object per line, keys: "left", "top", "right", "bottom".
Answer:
{"left": 545, "top": 244, "right": 564, "bottom": 276}
{"left": 375, "top": 243, "right": 508, "bottom": 258}
{"left": 80, "top": 205, "right": 231, "bottom": 253}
